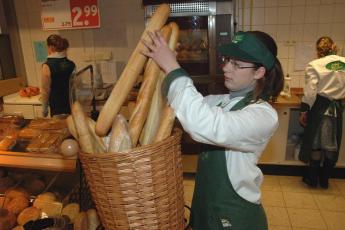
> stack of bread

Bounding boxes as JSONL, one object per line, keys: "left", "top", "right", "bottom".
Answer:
{"left": 0, "top": 167, "right": 101, "bottom": 229}
{"left": 69, "top": 4, "right": 179, "bottom": 154}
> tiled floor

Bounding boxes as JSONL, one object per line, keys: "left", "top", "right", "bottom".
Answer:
{"left": 183, "top": 175, "right": 345, "bottom": 230}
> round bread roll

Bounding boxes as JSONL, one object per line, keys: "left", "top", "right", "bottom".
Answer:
{"left": 62, "top": 203, "right": 80, "bottom": 223}
{"left": 23, "top": 177, "right": 45, "bottom": 196}
{"left": 17, "top": 206, "right": 41, "bottom": 226}
{"left": 74, "top": 211, "right": 88, "bottom": 230}
{"left": 5, "top": 187, "right": 30, "bottom": 200}
{"left": 6, "top": 196, "right": 29, "bottom": 215}
{"left": 36, "top": 192, "right": 57, "bottom": 202}
{"left": 87, "top": 209, "right": 100, "bottom": 230}
{"left": 0, "top": 177, "right": 15, "bottom": 193}
{"left": 12, "top": 226, "right": 24, "bottom": 230}
{"left": 0, "top": 208, "right": 16, "bottom": 230}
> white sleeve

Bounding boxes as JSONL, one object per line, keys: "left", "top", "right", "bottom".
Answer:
{"left": 167, "top": 77, "right": 278, "bottom": 153}
{"left": 301, "top": 64, "right": 319, "bottom": 108}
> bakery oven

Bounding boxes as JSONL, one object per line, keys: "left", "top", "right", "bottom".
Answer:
{"left": 144, "top": 0, "right": 235, "bottom": 94}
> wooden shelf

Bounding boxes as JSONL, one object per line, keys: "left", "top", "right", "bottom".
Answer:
{"left": 0, "top": 150, "right": 77, "bottom": 172}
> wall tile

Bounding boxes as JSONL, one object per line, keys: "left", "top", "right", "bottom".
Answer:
{"left": 264, "top": 7, "right": 278, "bottom": 24}
{"left": 292, "top": 0, "right": 306, "bottom": 5}
{"left": 321, "top": 0, "right": 334, "bottom": 3}
{"left": 330, "top": 23, "right": 345, "bottom": 40}
{"left": 265, "top": 0, "right": 279, "bottom": 7}
{"left": 277, "top": 25, "right": 291, "bottom": 42}
{"left": 279, "top": 0, "right": 292, "bottom": 6}
{"left": 253, "top": 0, "right": 265, "bottom": 7}
{"left": 264, "top": 24, "right": 278, "bottom": 39}
{"left": 305, "top": 6, "right": 319, "bottom": 23}
{"left": 317, "top": 23, "right": 332, "bottom": 38}
{"left": 332, "top": 4, "right": 345, "bottom": 22}
{"left": 290, "top": 24, "right": 304, "bottom": 41}
{"left": 318, "top": 5, "right": 334, "bottom": 23}
{"left": 278, "top": 7, "right": 292, "bottom": 24}
{"left": 290, "top": 6, "right": 306, "bottom": 24}
{"left": 306, "top": 0, "right": 321, "bottom": 5}
{"left": 277, "top": 42, "right": 289, "bottom": 59}
{"left": 303, "top": 24, "right": 318, "bottom": 41}
{"left": 252, "top": 7, "right": 265, "bottom": 25}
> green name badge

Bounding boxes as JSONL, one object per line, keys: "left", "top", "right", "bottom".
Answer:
{"left": 326, "top": 61, "right": 345, "bottom": 71}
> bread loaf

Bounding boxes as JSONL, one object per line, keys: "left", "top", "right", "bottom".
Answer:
{"left": 36, "top": 192, "right": 57, "bottom": 202}
{"left": 87, "top": 209, "right": 100, "bottom": 230}
{"left": 33, "top": 199, "right": 62, "bottom": 217}
{"left": 6, "top": 196, "right": 29, "bottom": 215}
{"left": 71, "top": 102, "right": 95, "bottom": 153}
{"left": 140, "top": 22, "right": 180, "bottom": 145}
{"left": 153, "top": 105, "right": 176, "bottom": 143}
{"left": 96, "top": 4, "right": 171, "bottom": 136}
{"left": 0, "top": 208, "right": 16, "bottom": 230}
{"left": 128, "top": 25, "right": 172, "bottom": 146}
{"left": 61, "top": 203, "right": 80, "bottom": 223}
{"left": 67, "top": 115, "right": 78, "bottom": 140}
{"left": 0, "top": 136, "right": 16, "bottom": 151}
{"left": 17, "top": 206, "right": 41, "bottom": 225}
{"left": 74, "top": 211, "right": 88, "bottom": 230}
{"left": 108, "top": 114, "right": 132, "bottom": 152}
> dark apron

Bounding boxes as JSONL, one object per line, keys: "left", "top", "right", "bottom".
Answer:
{"left": 190, "top": 93, "right": 268, "bottom": 230}
{"left": 299, "top": 94, "right": 343, "bottom": 163}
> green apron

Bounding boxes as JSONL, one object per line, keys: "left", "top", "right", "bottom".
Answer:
{"left": 299, "top": 94, "right": 344, "bottom": 163}
{"left": 189, "top": 93, "right": 268, "bottom": 230}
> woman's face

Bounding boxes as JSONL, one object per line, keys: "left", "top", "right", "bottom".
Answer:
{"left": 222, "top": 58, "right": 264, "bottom": 91}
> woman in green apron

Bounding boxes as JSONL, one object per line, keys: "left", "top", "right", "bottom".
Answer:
{"left": 142, "top": 31, "right": 284, "bottom": 229}
{"left": 299, "top": 37, "right": 345, "bottom": 189}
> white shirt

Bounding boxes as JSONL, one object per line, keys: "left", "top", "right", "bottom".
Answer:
{"left": 302, "top": 55, "right": 345, "bottom": 108}
{"left": 167, "top": 76, "right": 279, "bottom": 204}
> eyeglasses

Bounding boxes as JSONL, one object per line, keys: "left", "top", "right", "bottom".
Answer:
{"left": 221, "top": 57, "right": 257, "bottom": 70}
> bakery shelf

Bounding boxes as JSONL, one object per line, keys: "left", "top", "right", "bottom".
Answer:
{"left": 0, "top": 150, "right": 77, "bottom": 172}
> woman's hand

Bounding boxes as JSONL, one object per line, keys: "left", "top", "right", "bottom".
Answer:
{"left": 141, "top": 30, "right": 180, "bottom": 74}
{"left": 299, "top": 112, "right": 308, "bottom": 127}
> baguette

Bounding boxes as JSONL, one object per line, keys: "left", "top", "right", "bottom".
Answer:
{"left": 86, "top": 118, "right": 106, "bottom": 153}
{"left": 71, "top": 102, "right": 95, "bottom": 153}
{"left": 153, "top": 104, "right": 175, "bottom": 143}
{"left": 96, "top": 4, "right": 171, "bottom": 136}
{"left": 108, "top": 114, "right": 132, "bottom": 153}
{"left": 140, "top": 22, "right": 180, "bottom": 145}
{"left": 128, "top": 25, "right": 172, "bottom": 146}
{"left": 66, "top": 115, "right": 78, "bottom": 140}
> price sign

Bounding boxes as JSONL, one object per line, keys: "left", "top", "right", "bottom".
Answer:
{"left": 41, "top": 0, "right": 100, "bottom": 30}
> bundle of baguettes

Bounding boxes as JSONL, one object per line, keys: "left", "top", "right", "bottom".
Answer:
{"left": 69, "top": 4, "right": 181, "bottom": 153}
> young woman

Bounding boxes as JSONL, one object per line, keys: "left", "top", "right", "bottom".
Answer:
{"left": 41, "top": 34, "right": 75, "bottom": 117}
{"left": 143, "top": 30, "right": 284, "bottom": 229}
{"left": 299, "top": 37, "right": 345, "bottom": 189}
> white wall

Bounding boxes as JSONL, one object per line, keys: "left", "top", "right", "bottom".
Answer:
{"left": 237, "top": 0, "right": 345, "bottom": 88}
{"left": 14, "top": 0, "right": 145, "bottom": 87}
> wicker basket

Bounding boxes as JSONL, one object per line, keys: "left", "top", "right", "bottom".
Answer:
{"left": 79, "top": 129, "right": 185, "bottom": 230}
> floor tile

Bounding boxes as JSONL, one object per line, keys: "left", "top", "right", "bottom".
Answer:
{"left": 309, "top": 181, "right": 342, "bottom": 195}
{"left": 265, "top": 206, "right": 291, "bottom": 227}
{"left": 287, "top": 208, "right": 327, "bottom": 229}
{"left": 279, "top": 176, "right": 311, "bottom": 193}
{"left": 262, "top": 175, "right": 282, "bottom": 191}
{"left": 269, "top": 226, "right": 292, "bottom": 230}
{"left": 283, "top": 192, "right": 318, "bottom": 209}
{"left": 321, "top": 210, "right": 345, "bottom": 230}
{"left": 314, "top": 194, "right": 345, "bottom": 212}
{"left": 333, "top": 179, "right": 345, "bottom": 195}
{"left": 262, "top": 190, "right": 285, "bottom": 207}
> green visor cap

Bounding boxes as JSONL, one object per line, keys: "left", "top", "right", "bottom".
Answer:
{"left": 219, "top": 31, "right": 276, "bottom": 70}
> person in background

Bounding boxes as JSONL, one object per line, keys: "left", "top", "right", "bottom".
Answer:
{"left": 142, "top": 31, "right": 284, "bottom": 230}
{"left": 41, "top": 34, "right": 75, "bottom": 117}
{"left": 299, "top": 37, "right": 345, "bottom": 189}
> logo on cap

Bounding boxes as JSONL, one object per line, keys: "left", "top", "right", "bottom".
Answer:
{"left": 232, "top": 34, "right": 244, "bottom": 44}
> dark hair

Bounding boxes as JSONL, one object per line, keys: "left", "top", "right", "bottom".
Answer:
{"left": 248, "top": 31, "right": 284, "bottom": 101}
{"left": 47, "top": 34, "right": 69, "bottom": 52}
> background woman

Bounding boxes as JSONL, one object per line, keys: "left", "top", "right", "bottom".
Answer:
{"left": 299, "top": 37, "right": 345, "bottom": 189}
{"left": 41, "top": 34, "right": 75, "bottom": 117}
{"left": 143, "top": 30, "right": 284, "bottom": 229}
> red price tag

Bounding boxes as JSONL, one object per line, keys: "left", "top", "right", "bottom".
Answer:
{"left": 70, "top": 0, "right": 100, "bottom": 28}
